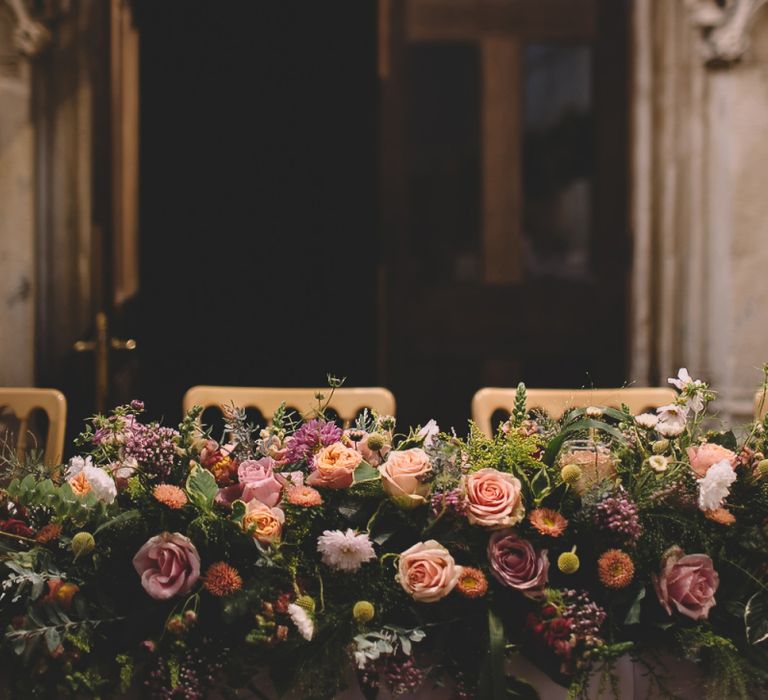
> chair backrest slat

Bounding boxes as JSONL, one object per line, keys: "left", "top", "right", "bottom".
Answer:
{"left": 0, "top": 388, "right": 67, "bottom": 466}
{"left": 183, "top": 386, "right": 395, "bottom": 428}
{"left": 472, "top": 387, "right": 677, "bottom": 436}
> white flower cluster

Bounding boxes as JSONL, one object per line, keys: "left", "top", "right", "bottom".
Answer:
{"left": 66, "top": 456, "right": 117, "bottom": 504}
{"left": 697, "top": 459, "right": 737, "bottom": 511}
{"left": 287, "top": 603, "right": 314, "bottom": 641}
{"left": 634, "top": 368, "right": 711, "bottom": 438}
{"left": 316, "top": 529, "right": 376, "bottom": 572}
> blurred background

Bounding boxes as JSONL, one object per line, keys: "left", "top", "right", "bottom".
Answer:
{"left": 2, "top": 0, "right": 768, "bottom": 444}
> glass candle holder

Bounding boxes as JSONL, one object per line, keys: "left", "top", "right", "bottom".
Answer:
{"left": 558, "top": 438, "right": 615, "bottom": 493}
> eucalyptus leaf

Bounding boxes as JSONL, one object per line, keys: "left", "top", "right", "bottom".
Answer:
{"left": 93, "top": 509, "right": 141, "bottom": 535}
{"left": 44, "top": 627, "right": 61, "bottom": 653}
{"left": 624, "top": 586, "right": 646, "bottom": 625}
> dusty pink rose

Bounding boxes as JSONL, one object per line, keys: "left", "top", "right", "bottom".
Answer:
{"left": 132, "top": 532, "right": 201, "bottom": 600}
{"left": 653, "top": 546, "right": 719, "bottom": 620}
{"left": 462, "top": 468, "right": 524, "bottom": 528}
{"left": 306, "top": 442, "right": 362, "bottom": 489}
{"left": 397, "top": 540, "right": 461, "bottom": 603}
{"left": 379, "top": 448, "right": 432, "bottom": 509}
{"left": 687, "top": 444, "right": 737, "bottom": 478}
{"left": 487, "top": 530, "right": 548, "bottom": 599}
{"left": 238, "top": 457, "right": 283, "bottom": 507}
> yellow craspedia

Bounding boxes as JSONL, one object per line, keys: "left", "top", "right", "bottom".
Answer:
{"left": 366, "top": 433, "right": 386, "bottom": 451}
{"left": 353, "top": 600, "right": 375, "bottom": 623}
{"left": 560, "top": 464, "right": 582, "bottom": 485}
{"left": 557, "top": 549, "right": 580, "bottom": 574}
{"left": 757, "top": 459, "right": 768, "bottom": 478}
{"left": 71, "top": 531, "right": 95, "bottom": 559}
{"left": 295, "top": 595, "right": 316, "bottom": 615}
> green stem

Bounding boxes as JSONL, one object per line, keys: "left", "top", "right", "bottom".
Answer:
{"left": 0, "top": 529, "right": 38, "bottom": 545}
{"left": 366, "top": 499, "right": 388, "bottom": 534}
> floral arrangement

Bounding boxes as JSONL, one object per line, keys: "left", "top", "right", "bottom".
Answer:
{"left": 3, "top": 371, "right": 768, "bottom": 699}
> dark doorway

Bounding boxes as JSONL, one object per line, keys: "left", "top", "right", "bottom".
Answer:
{"left": 380, "top": 0, "right": 632, "bottom": 430}
{"left": 133, "top": 1, "right": 379, "bottom": 425}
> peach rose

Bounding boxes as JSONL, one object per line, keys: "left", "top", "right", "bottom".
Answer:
{"left": 379, "top": 448, "right": 432, "bottom": 509}
{"left": 242, "top": 501, "right": 285, "bottom": 544}
{"left": 306, "top": 442, "right": 362, "bottom": 489}
{"left": 687, "top": 443, "right": 737, "bottom": 478}
{"left": 397, "top": 540, "right": 461, "bottom": 603}
{"left": 462, "top": 468, "right": 524, "bottom": 528}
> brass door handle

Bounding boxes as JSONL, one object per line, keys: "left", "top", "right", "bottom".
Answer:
{"left": 73, "top": 312, "right": 136, "bottom": 411}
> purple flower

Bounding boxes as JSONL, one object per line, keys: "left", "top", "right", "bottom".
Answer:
{"left": 487, "top": 530, "right": 548, "bottom": 599}
{"left": 282, "top": 419, "right": 342, "bottom": 467}
{"left": 125, "top": 423, "right": 180, "bottom": 480}
{"left": 562, "top": 589, "right": 607, "bottom": 649}
{"left": 595, "top": 486, "right": 642, "bottom": 544}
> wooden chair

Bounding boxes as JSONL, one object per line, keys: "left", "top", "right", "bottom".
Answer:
{"left": 0, "top": 388, "right": 67, "bottom": 466}
{"left": 472, "top": 387, "right": 677, "bottom": 436}
{"left": 183, "top": 386, "right": 396, "bottom": 428}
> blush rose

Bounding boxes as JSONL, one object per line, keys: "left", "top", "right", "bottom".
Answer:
{"left": 397, "top": 540, "right": 461, "bottom": 603}
{"left": 687, "top": 444, "right": 737, "bottom": 478}
{"left": 462, "top": 468, "right": 524, "bottom": 528}
{"left": 379, "top": 448, "right": 432, "bottom": 509}
{"left": 132, "top": 532, "right": 201, "bottom": 600}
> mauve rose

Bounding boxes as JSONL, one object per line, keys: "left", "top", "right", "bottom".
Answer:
{"left": 462, "top": 468, "right": 524, "bottom": 528}
{"left": 487, "top": 530, "right": 548, "bottom": 599}
{"left": 132, "top": 532, "right": 201, "bottom": 600}
{"left": 379, "top": 448, "right": 432, "bottom": 509}
{"left": 397, "top": 540, "right": 461, "bottom": 603}
{"left": 238, "top": 457, "right": 283, "bottom": 507}
{"left": 687, "top": 444, "right": 737, "bottom": 478}
{"left": 653, "top": 546, "right": 719, "bottom": 620}
{"left": 307, "top": 443, "right": 361, "bottom": 489}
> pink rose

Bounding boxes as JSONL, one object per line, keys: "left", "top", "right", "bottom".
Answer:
{"left": 397, "top": 540, "right": 461, "bottom": 602}
{"left": 487, "top": 530, "right": 548, "bottom": 599}
{"left": 653, "top": 546, "right": 719, "bottom": 620}
{"left": 379, "top": 448, "right": 432, "bottom": 509}
{"left": 462, "top": 468, "right": 524, "bottom": 528}
{"left": 687, "top": 444, "right": 737, "bottom": 478}
{"left": 307, "top": 442, "right": 362, "bottom": 489}
{"left": 132, "top": 532, "right": 201, "bottom": 600}
{"left": 238, "top": 457, "right": 283, "bottom": 507}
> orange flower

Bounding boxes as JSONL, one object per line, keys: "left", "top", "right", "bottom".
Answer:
{"left": 35, "top": 523, "right": 62, "bottom": 544}
{"left": 597, "top": 549, "right": 635, "bottom": 589}
{"left": 68, "top": 471, "right": 92, "bottom": 496}
{"left": 203, "top": 561, "right": 242, "bottom": 597}
{"left": 210, "top": 457, "right": 236, "bottom": 486}
{"left": 44, "top": 579, "right": 80, "bottom": 610}
{"left": 153, "top": 484, "right": 188, "bottom": 509}
{"left": 704, "top": 507, "right": 736, "bottom": 526}
{"left": 287, "top": 485, "right": 323, "bottom": 507}
{"left": 529, "top": 508, "right": 568, "bottom": 537}
{"left": 456, "top": 567, "right": 488, "bottom": 599}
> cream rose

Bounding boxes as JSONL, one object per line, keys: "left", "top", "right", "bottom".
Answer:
{"left": 397, "top": 540, "right": 461, "bottom": 603}
{"left": 306, "top": 442, "right": 362, "bottom": 489}
{"left": 379, "top": 448, "right": 432, "bottom": 509}
{"left": 242, "top": 501, "right": 285, "bottom": 544}
{"left": 462, "top": 468, "right": 524, "bottom": 528}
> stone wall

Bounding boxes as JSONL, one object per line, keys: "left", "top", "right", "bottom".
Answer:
{"left": 0, "top": 3, "right": 35, "bottom": 386}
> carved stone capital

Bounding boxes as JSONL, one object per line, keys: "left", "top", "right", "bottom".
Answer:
{"left": 684, "top": 0, "right": 768, "bottom": 67}
{"left": 4, "top": 0, "right": 51, "bottom": 57}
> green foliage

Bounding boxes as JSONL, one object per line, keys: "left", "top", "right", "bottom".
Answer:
{"left": 185, "top": 465, "right": 218, "bottom": 512}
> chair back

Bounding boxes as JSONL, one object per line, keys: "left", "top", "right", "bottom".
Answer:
{"left": 472, "top": 387, "right": 677, "bottom": 436}
{"left": 0, "top": 388, "right": 67, "bottom": 466}
{"left": 183, "top": 386, "right": 396, "bottom": 428}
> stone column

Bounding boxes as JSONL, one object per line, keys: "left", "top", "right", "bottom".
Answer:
{"left": 0, "top": 2, "right": 35, "bottom": 386}
{"left": 632, "top": 0, "right": 768, "bottom": 422}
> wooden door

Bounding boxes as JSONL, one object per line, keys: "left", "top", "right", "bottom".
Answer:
{"left": 35, "top": 0, "right": 140, "bottom": 443}
{"left": 379, "top": 0, "right": 631, "bottom": 430}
